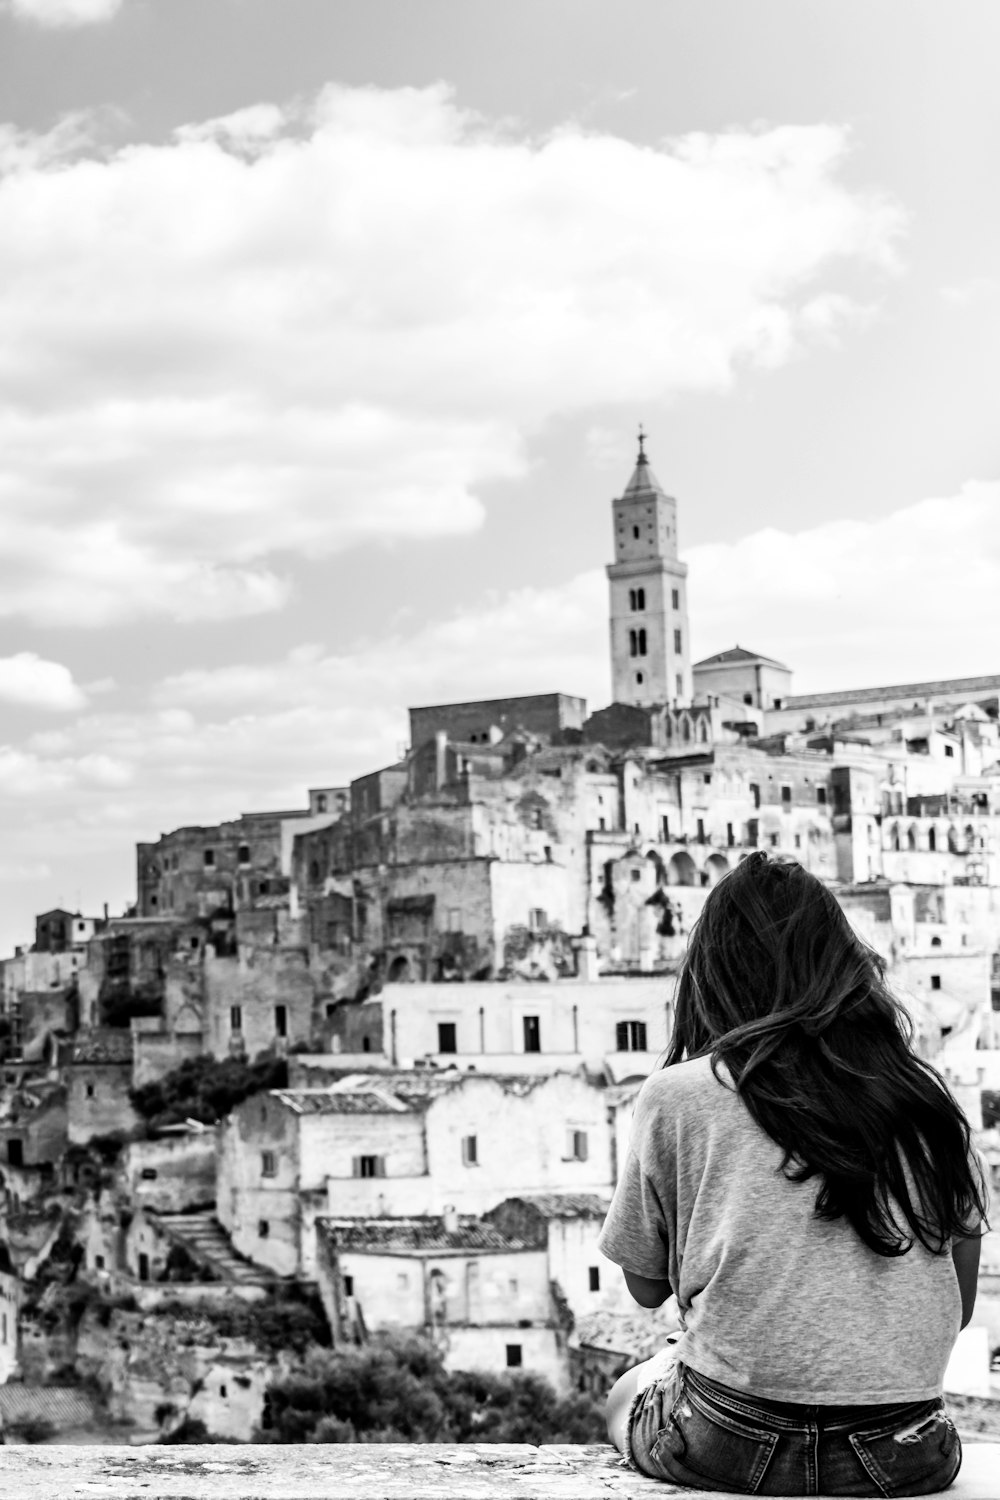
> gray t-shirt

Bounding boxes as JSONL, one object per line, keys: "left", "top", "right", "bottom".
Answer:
{"left": 598, "top": 1054, "right": 990, "bottom": 1404}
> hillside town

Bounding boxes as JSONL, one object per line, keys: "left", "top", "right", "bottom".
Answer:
{"left": 0, "top": 437, "right": 998, "bottom": 1443}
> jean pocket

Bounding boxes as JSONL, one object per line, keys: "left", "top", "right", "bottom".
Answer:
{"left": 849, "top": 1402, "right": 961, "bottom": 1498}
{"left": 648, "top": 1382, "right": 779, "bottom": 1494}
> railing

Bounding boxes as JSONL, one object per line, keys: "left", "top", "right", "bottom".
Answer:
{"left": 0, "top": 1441, "right": 997, "bottom": 1497}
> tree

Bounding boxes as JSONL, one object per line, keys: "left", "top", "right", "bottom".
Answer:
{"left": 130, "top": 1053, "right": 288, "bottom": 1130}
{"left": 255, "top": 1332, "right": 604, "bottom": 1445}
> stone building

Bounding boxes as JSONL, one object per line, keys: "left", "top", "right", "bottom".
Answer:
{"left": 61, "top": 1030, "right": 138, "bottom": 1145}
{"left": 484, "top": 1192, "right": 625, "bottom": 1324}
{"left": 316, "top": 1210, "right": 570, "bottom": 1391}
{"left": 324, "top": 976, "right": 670, "bottom": 1077}
{"left": 217, "top": 1069, "right": 613, "bottom": 1281}
{"left": 606, "top": 432, "right": 692, "bottom": 709}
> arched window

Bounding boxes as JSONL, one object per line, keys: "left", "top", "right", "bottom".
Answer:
{"left": 906, "top": 825, "right": 918, "bottom": 851}
{"left": 636, "top": 587, "right": 645, "bottom": 610}
{"left": 628, "top": 588, "right": 636, "bottom": 610}
{"left": 637, "top": 629, "right": 647, "bottom": 656}
{"left": 629, "top": 629, "right": 638, "bottom": 657}
{"left": 890, "top": 824, "right": 900, "bottom": 851}
{"left": 928, "top": 827, "right": 936, "bottom": 851}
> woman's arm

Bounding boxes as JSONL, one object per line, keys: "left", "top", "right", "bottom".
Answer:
{"left": 952, "top": 1234, "right": 981, "bottom": 1330}
{"left": 623, "top": 1269, "right": 672, "bottom": 1308}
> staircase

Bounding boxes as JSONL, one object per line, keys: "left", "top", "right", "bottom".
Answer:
{"left": 155, "top": 1211, "right": 274, "bottom": 1284}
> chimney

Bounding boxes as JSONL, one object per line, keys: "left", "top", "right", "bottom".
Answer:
{"left": 442, "top": 1203, "right": 459, "bottom": 1235}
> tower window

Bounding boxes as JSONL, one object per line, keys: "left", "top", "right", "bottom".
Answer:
{"left": 674, "top": 629, "right": 682, "bottom": 653}
{"left": 629, "top": 629, "right": 638, "bottom": 658}
{"left": 672, "top": 589, "right": 679, "bottom": 609}
{"left": 632, "top": 525, "right": 639, "bottom": 539}
{"left": 637, "top": 629, "right": 647, "bottom": 656}
{"left": 636, "top": 587, "right": 645, "bottom": 610}
{"left": 636, "top": 672, "right": 644, "bottom": 685}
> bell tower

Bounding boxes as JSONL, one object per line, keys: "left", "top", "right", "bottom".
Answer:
{"left": 606, "top": 430, "right": 692, "bottom": 707}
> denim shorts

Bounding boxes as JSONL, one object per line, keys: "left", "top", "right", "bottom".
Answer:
{"left": 628, "top": 1359, "right": 962, "bottom": 1496}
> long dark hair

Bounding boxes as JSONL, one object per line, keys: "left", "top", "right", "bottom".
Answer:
{"left": 665, "top": 852, "right": 989, "bottom": 1256}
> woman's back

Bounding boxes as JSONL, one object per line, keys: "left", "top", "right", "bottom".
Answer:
{"left": 600, "top": 1054, "right": 967, "bottom": 1404}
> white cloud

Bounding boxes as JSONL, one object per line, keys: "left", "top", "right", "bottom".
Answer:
{"left": 0, "top": 86, "right": 902, "bottom": 625}
{"left": 3, "top": 0, "right": 123, "bottom": 25}
{"left": 0, "top": 652, "right": 87, "bottom": 710}
{"left": 940, "top": 276, "right": 998, "bottom": 309}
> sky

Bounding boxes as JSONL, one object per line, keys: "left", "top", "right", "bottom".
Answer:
{"left": 0, "top": 0, "right": 998, "bottom": 955}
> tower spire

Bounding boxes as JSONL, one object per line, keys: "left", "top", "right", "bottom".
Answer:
{"left": 637, "top": 423, "right": 647, "bottom": 464}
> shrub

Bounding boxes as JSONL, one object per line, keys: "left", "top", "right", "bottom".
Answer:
{"left": 255, "top": 1331, "right": 605, "bottom": 1445}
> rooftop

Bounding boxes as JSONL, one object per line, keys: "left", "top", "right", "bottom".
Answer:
{"left": 693, "top": 645, "right": 790, "bottom": 670}
{"left": 271, "top": 1088, "right": 414, "bottom": 1116}
{"left": 318, "top": 1214, "right": 546, "bottom": 1255}
{"left": 499, "top": 1192, "right": 610, "bottom": 1219}
{"left": 0, "top": 1444, "right": 996, "bottom": 1498}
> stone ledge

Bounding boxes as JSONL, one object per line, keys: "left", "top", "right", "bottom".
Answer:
{"left": 0, "top": 1444, "right": 997, "bottom": 1499}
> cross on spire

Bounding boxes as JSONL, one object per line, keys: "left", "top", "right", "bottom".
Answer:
{"left": 637, "top": 424, "right": 647, "bottom": 464}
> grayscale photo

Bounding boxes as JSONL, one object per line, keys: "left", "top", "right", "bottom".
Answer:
{"left": 0, "top": 2, "right": 996, "bottom": 1494}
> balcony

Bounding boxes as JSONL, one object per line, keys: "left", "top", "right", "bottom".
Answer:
{"left": 0, "top": 1441, "right": 997, "bottom": 1497}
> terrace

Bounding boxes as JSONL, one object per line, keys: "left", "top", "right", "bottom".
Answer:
{"left": 1, "top": 1442, "right": 998, "bottom": 1498}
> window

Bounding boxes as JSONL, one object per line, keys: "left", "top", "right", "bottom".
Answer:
{"left": 506, "top": 1344, "right": 523, "bottom": 1368}
{"left": 462, "top": 1135, "right": 478, "bottom": 1166}
{"left": 94, "top": 1256, "right": 104, "bottom": 1272}
{"left": 781, "top": 785, "right": 792, "bottom": 808}
{"left": 258, "top": 1220, "right": 269, "bottom": 1238}
{"left": 238, "top": 844, "right": 250, "bottom": 864}
{"left": 353, "top": 1155, "right": 386, "bottom": 1178}
{"left": 7, "top": 1141, "right": 22, "bottom": 1168}
{"left": 931, "top": 936, "right": 942, "bottom": 948}
{"left": 632, "top": 525, "right": 639, "bottom": 540}
{"left": 616, "top": 1020, "right": 648, "bottom": 1052}
{"left": 674, "top": 629, "right": 682, "bottom": 653}
{"left": 630, "top": 868, "right": 641, "bottom": 883}
{"left": 138, "top": 1253, "right": 150, "bottom": 1283}
{"left": 437, "top": 1022, "right": 457, "bottom": 1053}
{"left": 275, "top": 1005, "right": 287, "bottom": 1038}
{"left": 523, "top": 1016, "right": 541, "bottom": 1053}
{"left": 309, "top": 860, "right": 320, "bottom": 881}
{"left": 768, "top": 833, "right": 780, "bottom": 848}
{"left": 316, "top": 794, "right": 327, "bottom": 813}
{"left": 589, "top": 1267, "right": 601, "bottom": 1292}
{"left": 816, "top": 787, "right": 827, "bottom": 806}
{"left": 696, "top": 818, "right": 705, "bottom": 843}
{"left": 672, "top": 589, "right": 679, "bottom": 609}
{"left": 203, "top": 848, "right": 215, "bottom": 867}
{"left": 219, "top": 1385, "right": 228, "bottom": 1400}
{"left": 726, "top": 823, "right": 734, "bottom": 847}
{"left": 528, "top": 908, "right": 547, "bottom": 931}
{"left": 794, "top": 834, "right": 801, "bottom": 849}
{"left": 566, "top": 1129, "right": 589, "bottom": 1161}
{"left": 636, "top": 672, "right": 644, "bottom": 685}
{"left": 675, "top": 675, "right": 683, "bottom": 698}
{"left": 637, "top": 628, "right": 647, "bottom": 656}
{"left": 928, "top": 827, "right": 937, "bottom": 851}
{"left": 749, "top": 784, "right": 761, "bottom": 809}
{"left": 743, "top": 692, "right": 753, "bottom": 705}
{"left": 660, "top": 815, "right": 670, "bottom": 841}
{"left": 944, "top": 745, "right": 954, "bottom": 758}
{"left": 86, "top": 1083, "right": 94, "bottom": 1099}
{"left": 190, "top": 935, "right": 199, "bottom": 950}
{"left": 930, "top": 975, "right": 941, "bottom": 991}
{"left": 261, "top": 1151, "right": 276, "bottom": 1177}
{"left": 629, "top": 629, "right": 638, "bottom": 657}
{"left": 703, "top": 773, "right": 712, "bottom": 785}
{"left": 230, "top": 1005, "right": 242, "bottom": 1033}
{"left": 343, "top": 1274, "right": 354, "bottom": 1297}
{"left": 773, "top": 697, "right": 783, "bottom": 710}
{"left": 140, "top": 1168, "right": 158, "bottom": 1181}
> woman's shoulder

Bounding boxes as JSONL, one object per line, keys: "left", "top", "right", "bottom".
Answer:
{"left": 636, "top": 1053, "right": 736, "bottom": 1116}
